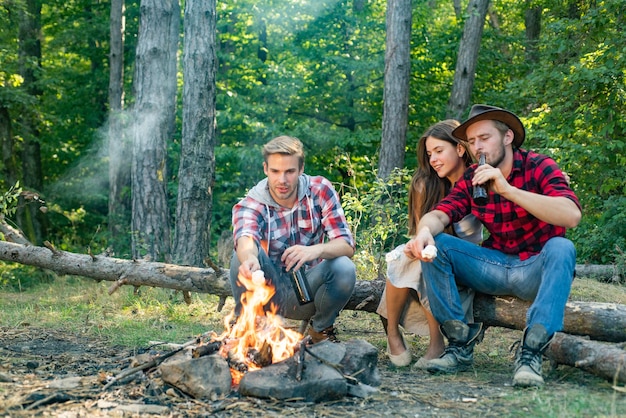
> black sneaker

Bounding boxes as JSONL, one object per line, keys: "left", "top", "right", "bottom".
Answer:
{"left": 425, "top": 320, "right": 483, "bottom": 373}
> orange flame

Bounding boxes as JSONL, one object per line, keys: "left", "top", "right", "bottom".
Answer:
{"left": 216, "top": 271, "right": 303, "bottom": 385}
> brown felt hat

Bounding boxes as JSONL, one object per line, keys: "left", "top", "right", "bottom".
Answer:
{"left": 452, "top": 104, "right": 526, "bottom": 148}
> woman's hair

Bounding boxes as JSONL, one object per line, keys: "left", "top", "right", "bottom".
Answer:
{"left": 262, "top": 136, "right": 305, "bottom": 169}
{"left": 407, "top": 119, "right": 473, "bottom": 235}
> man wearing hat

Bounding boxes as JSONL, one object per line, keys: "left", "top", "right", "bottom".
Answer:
{"left": 404, "top": 104, "right": 582, "bottom": 387}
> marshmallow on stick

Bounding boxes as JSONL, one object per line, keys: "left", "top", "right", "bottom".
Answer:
{"left": 251, "top": 270, "right": 266, "bottom": 285}
{"left": 421, "top": 245, "right": 438, "bottom": 260}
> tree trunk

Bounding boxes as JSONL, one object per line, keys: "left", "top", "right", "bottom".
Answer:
{"left": 0, "top": 220, "right": 30, "bottom": 245}
{"left": 378, "top": 0, "right": 411, "bottom": 180}
{"left": 524, "top": 1, "right": 541, "bottom": 65}
{"left": 108, "top": 0, "right": 131, "bottom": 247}
{"left": 473, "top": 293, "right": 626, "bottom": 343}
{"left": 0, "top": 106, "right": 18, "bottom": 187}
{"left": 446, "top": 0, "right": 490, "bottom": 120}
{"left": 575, "top": 263, "right": 623, "bottom": 284}
{"left": 17, "top": 0, "right": 46, "bottom": 245}
{"left": 130, "top": 0, "right": 180, "bottom": 262}
{"left": 173, "top": 0, "right": 217, "bottom": 268}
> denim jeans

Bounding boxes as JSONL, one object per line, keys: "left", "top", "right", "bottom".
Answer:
{"left": 421, "top": 234, "right": 576, "bottom": 335}
{"left": 229, "top": 250, "right": 356, "bottom": 332}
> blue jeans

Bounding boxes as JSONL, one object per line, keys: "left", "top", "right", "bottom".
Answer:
{"left": 421, "top": 234, "right": 576, "bottom": 335}
{"left": 229, "top": 250, "right": 356, "bottom": 332}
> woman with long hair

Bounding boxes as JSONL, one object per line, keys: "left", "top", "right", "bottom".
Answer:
{"left": 377, "top": 119, "right": 482, "bottom": 368}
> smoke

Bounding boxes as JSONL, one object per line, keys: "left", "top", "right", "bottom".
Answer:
{"left": 45, "top": 111, "right": 134, "bottom": 210}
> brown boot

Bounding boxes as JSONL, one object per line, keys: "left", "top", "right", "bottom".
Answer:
{"left": 308, "top": 324, "right": 339, "bottom": 344}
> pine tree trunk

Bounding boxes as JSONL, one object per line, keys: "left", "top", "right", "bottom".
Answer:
{"left": 173, "top": 0, "right": 217, "bottom": 268}
{"left": 108, "top": 0, "right": 131, "bottom": 247}
{"left": 446, "top": 0, "right": 489, "bottom": 120}
{"left": 17, "top": 0, "right": 46, "bottom": 245}
{"left": 0, "top": 106, "right": 18, "bottom": 187}
{"left": 130, "top": 0, "right": 180, "bottom": 262}
{"left": 378, "top": 0, "right": 411, "bottom": 180}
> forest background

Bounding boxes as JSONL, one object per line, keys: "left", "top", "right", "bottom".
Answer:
{"left": 0, "top": 0, "right": 625, "bottom": 288}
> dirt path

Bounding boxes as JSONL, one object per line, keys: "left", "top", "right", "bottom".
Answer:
{"left": 0, "top": 326, "right": 623, "bottom": 417}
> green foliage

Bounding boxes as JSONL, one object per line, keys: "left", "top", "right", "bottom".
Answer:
{"left": 574, "top": 195, "right": 626, "bottom": 267}
{"left": 457, "top": 0, "right": 626, "bottom": 265}
{"left": 0, "top": 182, "right": 22, "bottom": 219}
{"left": 0, "top": 262, "right": 56, "bottom": 290}
{"left": 1, "top": 0, "right": 624, "bottom": 268}
{"left": 499, "top": 0, "right": 626, "bottom": 264}
{"left": 342, "top": 167, "right": 411, "bottom": 279}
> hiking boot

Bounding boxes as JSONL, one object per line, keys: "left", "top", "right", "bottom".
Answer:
{"left": 307, "top": 323, "right": 339, "bottom": 344}
{"left": 512, "top": 324, "right": 553, "bottom": 387}
{"left": 425, "top": 320, "right": 484, "bottom": 374}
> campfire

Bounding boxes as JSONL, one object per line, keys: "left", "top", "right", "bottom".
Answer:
{"left": 209, "top": 270, "right": 304, "bottom": 384}
{"left": 155, "top": 270, "right": 381, "bottom": 402}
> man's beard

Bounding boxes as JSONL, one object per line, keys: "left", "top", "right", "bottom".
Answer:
{"left": 488, "top": 143, "right": 506, "bottom": 168}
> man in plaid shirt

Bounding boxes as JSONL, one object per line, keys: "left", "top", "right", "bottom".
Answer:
{"left": 229, "top": 135, "right": 356, "bottom": 344}
{"left": 405, "top": 105, "right": 582, "bottom": 387}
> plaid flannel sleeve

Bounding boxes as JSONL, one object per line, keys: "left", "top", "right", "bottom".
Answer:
{"left": 232, "top": 197, "right": 265, "bottom": 249}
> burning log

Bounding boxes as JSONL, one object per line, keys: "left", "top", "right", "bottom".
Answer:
{"left": 238, "top": 339, "right": 381, "bottom": 402}
{"left": 247, "top": 340, "right": 273, "bottom": 368}
{"left": 226, "top": 354, "right": 249, "bottom": 374}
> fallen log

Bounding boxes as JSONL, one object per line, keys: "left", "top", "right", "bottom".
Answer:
{"left": 473, "top": 294, "right": 626, "bottom": 343}
{"left": 1, "top": 240, "right": 625, "bottom": 384}
{"left": 0, "top": 240, "right": 625, "bottom": 343}
{"left": 0, "top": 219, "right": 31, "bottom": 245}
{"left": 575, "top": 263, "right": 623, "bottom": 284}
{"left": 548, "top": 333, "right": 626, "bottom": 384}
{"left": 0, "top": 240, "right": 232, "bottom": 297}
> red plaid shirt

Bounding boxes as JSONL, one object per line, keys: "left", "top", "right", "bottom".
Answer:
{"left": 435, "top": 148, "right": 581, "bottom": 260}
{"left": 232, "top": 175, "right": 354, "bottom": 267}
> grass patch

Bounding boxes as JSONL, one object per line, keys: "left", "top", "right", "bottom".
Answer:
{"left": 0, "top": 275, "right": 232, "bottom": 348}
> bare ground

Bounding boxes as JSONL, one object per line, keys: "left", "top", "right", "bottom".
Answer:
{"left": 0, "top": 318, "right": 624, "bottom": 417}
